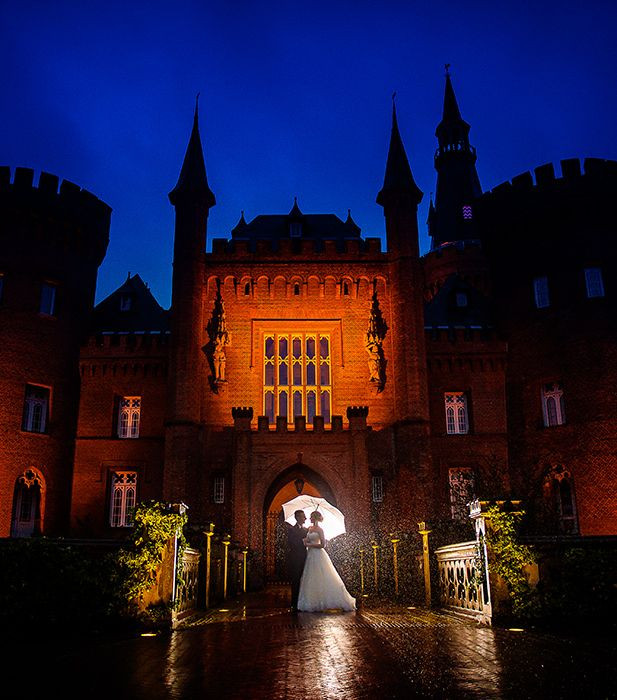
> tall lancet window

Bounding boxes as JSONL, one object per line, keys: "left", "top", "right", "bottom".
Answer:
{"left": 263, "top": 332, "right": 331, "bottom": 425}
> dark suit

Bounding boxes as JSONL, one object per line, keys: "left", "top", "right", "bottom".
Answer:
{"left": 285, "top": 522, "right": 308, "bottom": 609}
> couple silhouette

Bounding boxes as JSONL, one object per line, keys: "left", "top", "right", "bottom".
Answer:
{"left": 285, "top": 509, "right": 356, "bottom": 613}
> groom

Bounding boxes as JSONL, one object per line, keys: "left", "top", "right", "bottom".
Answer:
{"left": 285, "top": 509, "right": 307, "bottom": 612}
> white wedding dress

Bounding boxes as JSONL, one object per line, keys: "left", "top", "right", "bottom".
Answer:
{"left": 297, "top": 531, "right": 356, "bottom": 612}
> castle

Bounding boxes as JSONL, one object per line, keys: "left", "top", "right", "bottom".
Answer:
{"left": 1, "top": 73, "right": 616, "bottom": 580}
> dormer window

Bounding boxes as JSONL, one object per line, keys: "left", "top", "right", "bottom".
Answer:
{"left": 119, "top": 294, "right": 132, "bottom": 312}
{"left": 455, "top": 292, "right": 468, "bottom": 307}
{"left": 462, "top": 205, "right": 473, "bottom": 220}
{"left": 290, "top": 222, "right": 302, "bottom": 238}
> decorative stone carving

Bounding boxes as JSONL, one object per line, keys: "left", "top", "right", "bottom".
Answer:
{"left": 206, "top": 286, "right": 231, "bottom": 388}
{"left": 364, "top": 290, "right": 388, "bottom": 392}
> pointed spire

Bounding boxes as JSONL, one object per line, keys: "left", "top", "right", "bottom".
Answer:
{"left": 169, "top": 94, "right": 216, "bottom": 208}
{"left": 436, "top": 67, "right": 470, "bottom": 147}
{"left": 344, "top": 208, "right": 361, "bottom": 235}
{"left": 442, "top": 65, "right": 463, "bottom": 123}
{"left": 289, "top": 196, "right": 303, "bottom": 219}
{"left": 377, "top": 96, "right": 422, "bottom": 207}
{"left": 231, "top": 210, "right": 248, "bottom": 236}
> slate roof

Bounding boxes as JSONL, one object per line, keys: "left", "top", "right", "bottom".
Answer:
{"left": 91, "top": 273, "right": 169, "bottom": 333}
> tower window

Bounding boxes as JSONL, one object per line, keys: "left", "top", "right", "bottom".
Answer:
{"left": 533, "top": 276, "right": 550, "bottom": 309}
{"left": 117, "top": 396, "right": 141, "bottom": 438}
{"left": 448, "top": 468, "right": 476, "bottom": 521}
{"left": 371, "top": 475, "right": 384, "bottom": 503}
{"left": 263, "top": 332, "right": 331, "bottom": 425}
{"left": 584, "top": 267, "right": 604, "bottom": 298}
{"left": 294, "top": 283, "right": 300, "bottom": 296}
{"left": 39, "top": 282, "right": 57, "bottom": 316}
{"left": 462, "top": 205, "right": 473, "bottom": 220}
{"left": 541, "top": 383, "right": 565, "bottom": 427}
{"left": 109, "top": 471, "right": 137, "bottom": 527}
{"left": 119, "top": 294, "right": 132, "bottom": 311}
{"left": 455, "top": 292, "right": 468, "bottom": 307}
{"left": 22, "top": 384, "right": 50, "bottom": 433}
{"left": 290, "top": 222, "right": 302, "bottom": 237}
{"left": 343, "top": 282, "right": 350, "bottom": 296}
{"left": 213, "top": 476, "right": 225, "bottom": 504}
{"left": 444, "top": 392, "right": 469, "bottom": 434}
{"left": 244, "top": 282, "right": 251, "bottom": 296}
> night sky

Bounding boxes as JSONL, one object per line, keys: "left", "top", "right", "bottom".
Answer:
{"left": 2, "top": 1, "right": 616, "bottom": 307}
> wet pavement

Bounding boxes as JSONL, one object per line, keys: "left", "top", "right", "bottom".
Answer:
{"left": 34, "top": 587, "right": 615, "bottom": 699}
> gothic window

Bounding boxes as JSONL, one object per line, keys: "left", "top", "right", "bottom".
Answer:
{"left": 544, "top": 466, "right": 578, "bottom": 534}
{"left": 22, "top": 384, "right": 50, "bottom": 433}
{"left": 448, "top": 468, "right": 476, "bottom": 521}
{"left": 213, "top": 476, "right": 225, "bottom": 504}
{"left": 39, "top": 282, "right": 57, "bottom": 315}
{"left": 263, "top": 332, "right": 331, "bottom": 424}
{"left": 109, "top": 471, "right": 137, "bottom": 527}
{"left": 117, "top": 396, "right": 141, "bottom": 438}
{"left": 444, "top": 392, "right": 469, "bottom": 434}
{"left": 372, "top": 475, "right": 384, "bottom": 503}
{"left": 541, "top": 383, "right": 566, "bottom": 427}
{"left": 11, "top": 469, "right": 43, "bottom": 538}
{"left": 462, "top": 204, "right": 473, "bottom": 220}
{"left": 584, "top": 267, "right": 605, "bottom": 298}
{"left": 533, "top": 276, "right": 550, "bottom": 308}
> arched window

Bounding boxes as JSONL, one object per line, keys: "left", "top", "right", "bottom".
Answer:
{"left": 544, "top": 466, "right": 578, "bottom": 534}
{"left": 444, "top": 393, "right": 469, "bottom": 434}
{"left": 109, "top": 471, "right": 137, "bottom": 527}
{"left": 294, "top": 283, "right": 300, "bottom": 296}
{"left": 541, "top": 383, "right": 565, "bottom": 426}
{"left": 11, "top": 469, "right": 43, "bottom": 537}
{"left": 244, "top": 282, "right": 251, "bottom": 296}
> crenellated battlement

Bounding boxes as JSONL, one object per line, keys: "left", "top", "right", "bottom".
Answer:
{"left": 481, "top": 158, "right": 617, "bottom": 199}
{"left": 0, "top": 166, "right": 111, "bottom": 264}
{"left": 208, "top": 235, "right": 384, "bottom": 260}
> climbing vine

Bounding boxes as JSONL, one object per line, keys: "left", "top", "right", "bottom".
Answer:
{"left": 484, "top": 505, "right": 538, "bottom": 617}
{"left": 112, "top": 501, "right": 188, "bottom": 607}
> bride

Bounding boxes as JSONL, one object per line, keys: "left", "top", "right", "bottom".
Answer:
{"left": 297, "top": 511, "right": 356, "bottom": 612}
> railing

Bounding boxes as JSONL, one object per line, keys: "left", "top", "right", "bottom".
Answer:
{"left": 435, "top": 540, "right": 491, "bottom": 625}
{"left": 174, "top": 547, "right": 201, "bottom": 620}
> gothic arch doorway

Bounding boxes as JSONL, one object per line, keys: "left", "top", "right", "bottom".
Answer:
{"left": 263, "top": 462, "right": 336, "bottom": 582}
{"left": 11, "top": 468, "right": 44, "bottom": 538}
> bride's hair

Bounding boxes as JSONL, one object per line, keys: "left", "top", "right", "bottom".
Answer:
{"left": 309, "top": 511, "right": 323, "bottom": 523}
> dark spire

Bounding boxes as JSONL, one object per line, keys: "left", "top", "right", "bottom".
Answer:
{"left": 231, "top": 210, "right": 248, "bottom": 236}
{"left": 289, "top": 196, "right": 303, "bottom": 219}
{"left": 169, "top": 95, "right": 216, "bottom": 208}
{"left": 377, "top": 97, "right": 423, "bottom": 207}
{"left": 431, "top": 69, "right": 482, "bottom": 248}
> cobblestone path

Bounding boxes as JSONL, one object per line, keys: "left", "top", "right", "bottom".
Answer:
{"left": 39, "top": 587, "right": 615, "bottom": 699}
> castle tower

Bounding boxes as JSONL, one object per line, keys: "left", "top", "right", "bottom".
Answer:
{"left": 430, "top": 67, "right": 482, "bottom": 248}
{"left": 0, "top": 167, "right": 110, "bottom": 536}
{"left": 164, "top": 101, "right": 215, "bottom": 502}
{"left": 377, "top": 101, "right": 429, "bottom": 424}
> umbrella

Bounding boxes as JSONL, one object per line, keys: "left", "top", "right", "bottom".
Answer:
{"left": 282, "top": 495, "right": 346, "bottom": 540}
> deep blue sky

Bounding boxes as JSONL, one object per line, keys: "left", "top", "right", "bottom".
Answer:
{"left": 2, "top": 1, "right": 616, "bottom": 307}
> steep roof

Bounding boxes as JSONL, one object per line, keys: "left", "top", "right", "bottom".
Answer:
{"left": 424, "top": 274, "right": 492, "bottom": 328}
{"left": 91, "top": 274, "right": 169, "bottom": 333}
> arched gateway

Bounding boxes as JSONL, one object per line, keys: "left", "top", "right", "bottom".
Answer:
{"left": 263, "top": 462, "right": 336, "bottom": 582}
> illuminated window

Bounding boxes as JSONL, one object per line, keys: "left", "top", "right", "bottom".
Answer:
{"left": 449, "top": 468, "right": 475, "bottom": 521}
{"left": 533, "top": 276, "right": 550, "bottom": 308}
{"left": 372, "top": 475, "right": 384, "bottom": 503}
{"left": 444, "top": 392, "right": 468, "bottom": 434}
{"left": 462, "top": 205, "right": 473, "bottom": 220}
{"left": 541, "top": 383, "right": 565, "bottom": 427}
{"left": 117, "top": 396, "right": 141, "bottom": 438}
{"left": 214, "top": 476, "right": 225, "bottom": 504}
{"left": 584, "top": 267, "right": 604, "bottom": 298}
{"left": 22, "top": 384, "right": 50, "bottom": 433}
{"left": 40, "top": 282, "right": 57, "bottom": 315}
{"left": 263, "top": 332, "right": 331, "bottom": 424}
{"left": 109, "top": 471, "right": 137, "bottom": 527}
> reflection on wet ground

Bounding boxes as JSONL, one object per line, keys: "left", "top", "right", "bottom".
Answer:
{"left": 34, "top": 587, "right": 615, "bottom": 699}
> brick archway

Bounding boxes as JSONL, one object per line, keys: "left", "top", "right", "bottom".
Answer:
{"left": 263, "top": 462, "right": 336, "bottom": 582}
